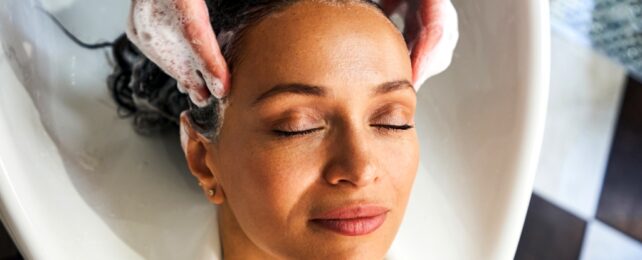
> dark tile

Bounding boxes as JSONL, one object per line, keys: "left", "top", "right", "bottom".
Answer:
{"left": 0, "top": 255, "right": 23, "bottom": 260}
{"left": 515, "top": 194, "right": 587, "bottom": 260}
{"left": 597, "top": 76, "right": 642, "bottom": 242}
{"left": 0, "top": 223, "right": 20, "bottom": 259}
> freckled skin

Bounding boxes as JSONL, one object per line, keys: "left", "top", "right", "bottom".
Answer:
{"left": 183, "top": 2, "right": 419, "bottom": 260}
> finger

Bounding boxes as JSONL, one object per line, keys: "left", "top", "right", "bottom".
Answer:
{"left": 409, "top": 0, "right": 442, "bottom": 85}
{"left": 410, "top": 25, "right": 442, "bottom": 84}
{"left": 176, "top": 0, "right": 231, "bottom": 99}
{"left": 176, "top": 70, "right": 212, "bottom": 107}
{"left": 409, "top": 0, "right": 458, "bottom": 87}
{"left": 188, "top": 87, "right": 211, "bottom": 107}
{"left": 409, "top": 0, "right": 441, "bottom": 48}
{"left": 417, "top": 0, "right": 442, "bottom": 26}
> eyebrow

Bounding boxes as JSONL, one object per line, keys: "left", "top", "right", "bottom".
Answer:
{"left": 372, "top": 80, "right": 415, "bottom": 96}
{"left": 252, "top": 80, "right": 415, "bottom": 106}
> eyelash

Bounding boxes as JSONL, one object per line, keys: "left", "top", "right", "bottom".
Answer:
{"left": 273, "top": 127, "right": 324, "bottom": 137}
{"left": 272, "top": 124, "right": 414, "bottom": 137}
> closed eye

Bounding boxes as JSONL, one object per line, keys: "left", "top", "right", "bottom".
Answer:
{"left": 370, "top": 124, "right": 414, "bottom": 131}
{"left": 272, "top": 124, "right": 413, "bottom": 138}
{"left": 272, "top": 127, "right": 324, "bottom": 137}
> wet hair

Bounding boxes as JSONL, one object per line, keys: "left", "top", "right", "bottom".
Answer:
{"left": 108, "top": 0, "right": 385, "bottom": 137}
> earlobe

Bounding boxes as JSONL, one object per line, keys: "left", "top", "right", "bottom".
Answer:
{"left": 209, "top": 184, "right": 226, "bottom": 205}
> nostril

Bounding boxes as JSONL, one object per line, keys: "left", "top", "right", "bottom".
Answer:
{"left": 323, "top": 162, "right": 379, "bottom": 188}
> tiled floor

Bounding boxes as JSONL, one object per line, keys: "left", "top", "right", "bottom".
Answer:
{"left": 517, "top": 74, "right": 642, "bottom": 260}
{"left": 581, "top": 220, "right": 642, "bottom": 260}
{"left": 516, "top": 195, "right": 587, "bottom": 260}
{"left": 596, "top": 77, "right": 642, "bottom": 243}
{"left": 517, "top": 31, "right": 642, "bottom": 259}
{"left": 533, "top": 34, "right": 626, "bottom": 220}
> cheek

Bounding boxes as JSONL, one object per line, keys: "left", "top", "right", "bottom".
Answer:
{"left": 379, "top": 134, "right": 420, "bottom": 202}
{"left": 217, "top": 135, "right": 321, "bottom": 235}
{"left": 213, "top": 102, "right": 323, "bottom": 241}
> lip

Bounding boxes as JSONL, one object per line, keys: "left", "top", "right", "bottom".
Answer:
{"left": 310, "top": 205, "right": 389, "bottom": 236}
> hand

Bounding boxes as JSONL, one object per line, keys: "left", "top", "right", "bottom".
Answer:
{"left": 127, "top": 0, "right": 230, "bottom": 107}
{"left": 381, "top": 0, "right": 459, "bottom": 89}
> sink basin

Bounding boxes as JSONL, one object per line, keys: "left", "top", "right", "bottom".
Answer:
{"left": 0, "top": 0, "right": 549, "bottom": 259}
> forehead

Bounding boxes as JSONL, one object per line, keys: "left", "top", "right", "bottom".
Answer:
{"left": 231, "top": 1, "right": 412, "bottom": 95}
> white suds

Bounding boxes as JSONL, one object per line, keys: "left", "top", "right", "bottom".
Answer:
{"left": 127, "top": 0, "right": 224, "bottom": 107}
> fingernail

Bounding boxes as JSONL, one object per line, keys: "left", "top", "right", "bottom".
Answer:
{"left": 177, "top": 82, "right": 188, "bottom": 94}
{"left": 206, "top": 76, "right": 224, "bottom": 98}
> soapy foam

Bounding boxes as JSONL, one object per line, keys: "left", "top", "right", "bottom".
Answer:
{"left": 202, "top": 72, "right": 225, "bottom": 99}
{"left": 128, "top": 0, "right": 225, "bottom": 107}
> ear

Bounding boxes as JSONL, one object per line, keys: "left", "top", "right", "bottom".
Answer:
{"left": 180, "top": 112, "right": 226, "bottom": 205}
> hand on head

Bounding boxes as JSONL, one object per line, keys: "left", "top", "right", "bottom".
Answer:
{"left": 381, "top": 0, "right": 459, "bottom": 88}
{"left": 127, "top": 0, "right": 231, "bottom": 107}
{"left": 127, "top": 0, "right": 457, "bottom": 105}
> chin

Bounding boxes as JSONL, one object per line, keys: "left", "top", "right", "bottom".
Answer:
{"left": 295, "top": 227, "right": 396, "bottom": 260}
{"left": 309, "top": 244, "right": 389, "bottom": 260}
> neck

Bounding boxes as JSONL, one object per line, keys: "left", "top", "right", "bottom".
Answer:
{"left": 218, "top": 203, "right": 279, "bottom": 260}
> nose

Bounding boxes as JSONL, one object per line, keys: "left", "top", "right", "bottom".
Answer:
{"left": 323, "top": 127, "right": 379, "bottom": 188}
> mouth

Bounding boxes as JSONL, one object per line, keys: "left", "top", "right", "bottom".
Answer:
{"left": 309, "top": 205, "right": 389, "bottom": 236}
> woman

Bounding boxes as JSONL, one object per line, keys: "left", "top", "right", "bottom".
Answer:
{"left": 112, "top": 0, "right": 457, "bottom": 258}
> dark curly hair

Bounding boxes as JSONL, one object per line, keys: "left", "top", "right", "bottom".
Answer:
{"left": 108, "top": 0, "right": 385, "bottom": 137}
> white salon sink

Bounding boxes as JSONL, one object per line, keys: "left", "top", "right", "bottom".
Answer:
{"left": 0, "top": 0, "right": 549, "bottom": 259}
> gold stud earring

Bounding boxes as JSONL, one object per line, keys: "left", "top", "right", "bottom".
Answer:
{"left": 198, "top": 181, "right": 203, "bottom": 186}
{"left": 208, "top": 189, "right": 215, "bottom": 196}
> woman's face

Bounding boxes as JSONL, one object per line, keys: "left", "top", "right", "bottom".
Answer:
{"left": 186, "top": 1, "right": 419, "bottom": 259}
